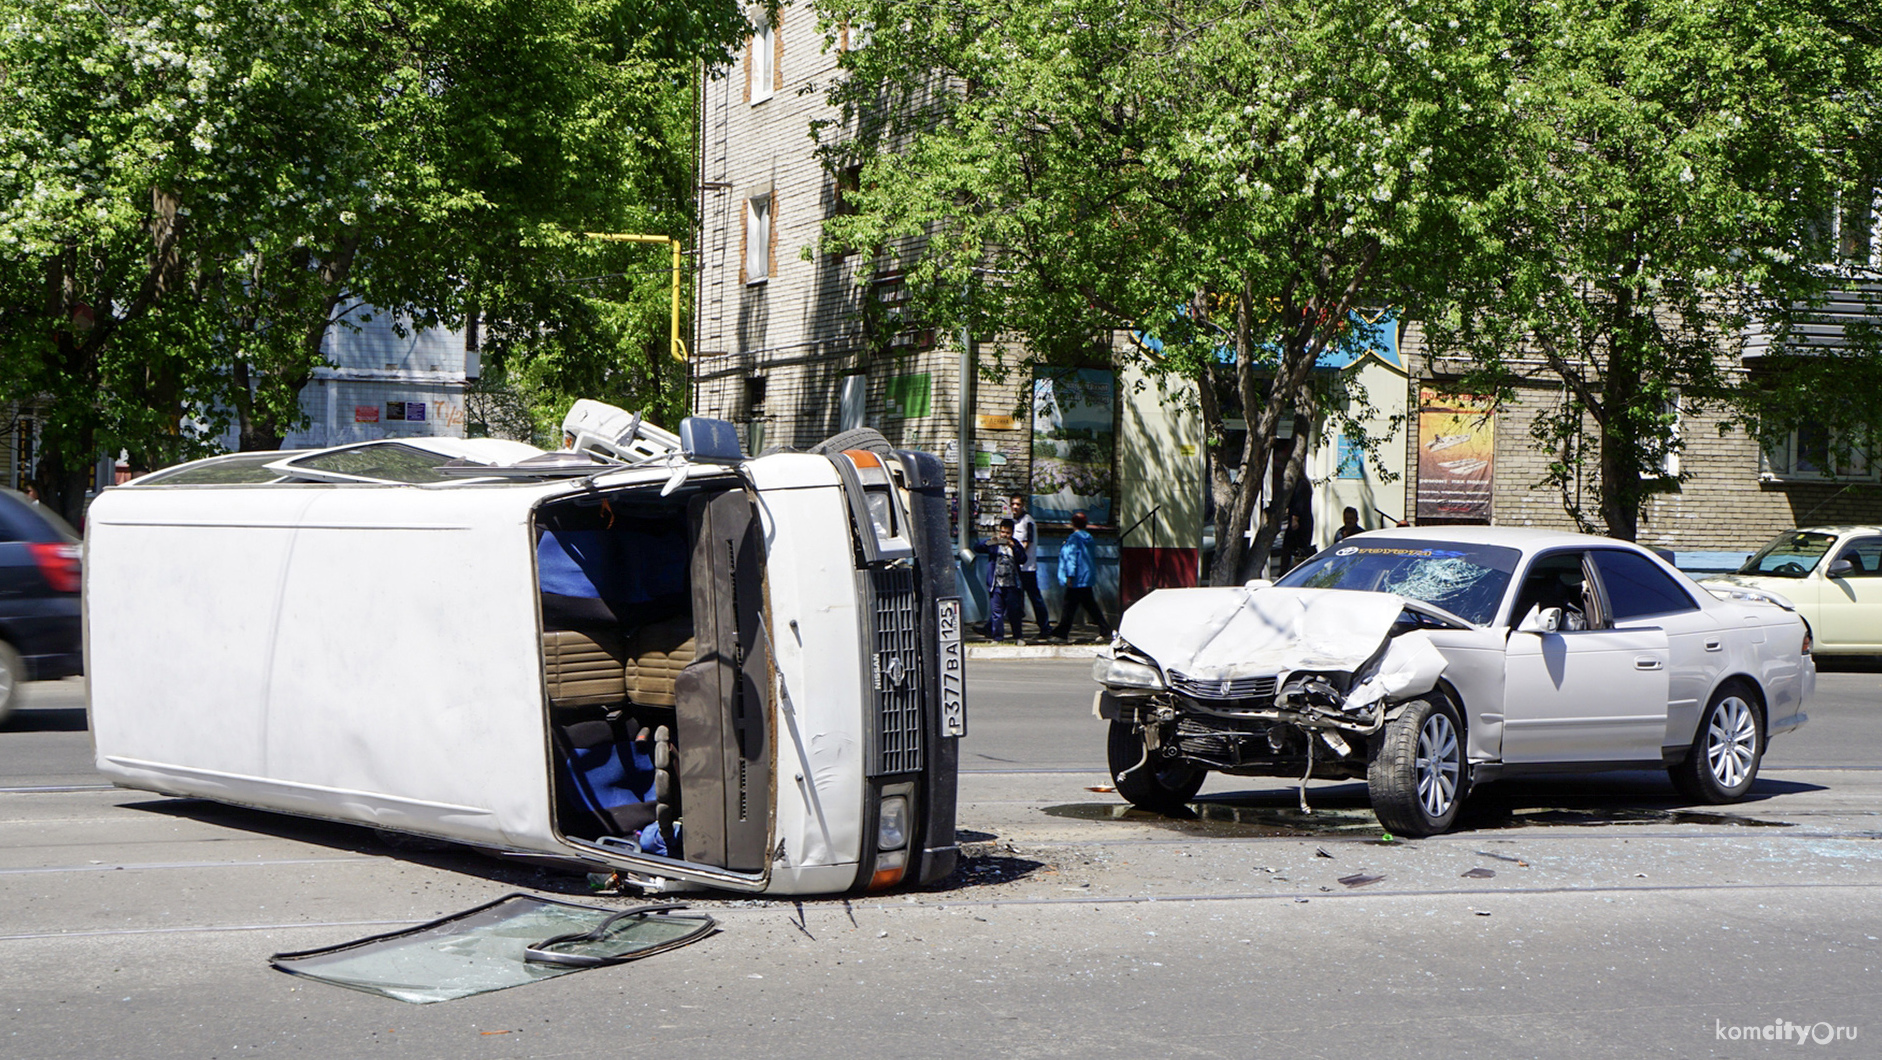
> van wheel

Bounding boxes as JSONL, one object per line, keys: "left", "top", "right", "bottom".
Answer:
{"left": 809, "top": 428, "right": 894, "bottom": 457}
{"left": 0, "top": 641, "right": 20, "bottom": 727}
{"left": 1670, "top": 683, "right": 1763, "bottom": 803}
{"left": 1107, "top": 721, "right": 1204, "bottom": 813}
{"left": 1367, "top": 694, "right": 1467, "bottom": 837}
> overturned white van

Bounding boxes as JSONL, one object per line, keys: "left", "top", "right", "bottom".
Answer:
{"left": 85, "top": 404, "right": 964, "bottom": 895}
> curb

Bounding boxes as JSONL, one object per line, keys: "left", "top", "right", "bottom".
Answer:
{"left": 965, "top": 642, "right": 1105, "bottom": 661}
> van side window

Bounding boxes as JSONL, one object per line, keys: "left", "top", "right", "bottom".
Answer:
{"left": 1591, "top": 549, "right": 1698, "bottom": 620}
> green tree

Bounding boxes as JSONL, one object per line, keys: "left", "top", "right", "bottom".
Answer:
{"left": 818, "top": 0, "right": 1516, "bottom": 582}
{"left": 1421, "top": 0, "right": 1877, "bottom": 540}
{"left": 0, "top": 0, "right": 748, "bottom": 522}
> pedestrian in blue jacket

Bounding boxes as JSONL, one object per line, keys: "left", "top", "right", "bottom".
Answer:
{"left": 1052, "top": 511, "right": 1111, "bottom": 641}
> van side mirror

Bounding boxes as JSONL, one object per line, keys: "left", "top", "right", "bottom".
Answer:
{"left": 680, "top": 417, "right": 744, "bottom": 464}
{"left": 1516, "top": 605, "right": 1562, "bottom": 634}
{"left": 1828, "top": 558, "right": 1855, "bottom": 578}
{"left": 1243, "top": 578, "right": 1273, "bottom": 591}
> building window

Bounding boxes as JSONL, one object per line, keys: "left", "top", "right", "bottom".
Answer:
{"left": 839, "top": 374, "right": 867, "bottom": 432}
{"left": 1643, "top": 396, "right": 1679, "bottom": 482}
{"left": 748, "top": 11, "right": 774, "bottom": 104}
{"left": 744, "top": 194, "right": 771, "bottom": 284}
{"left": 1834, "top": 181, "right": 1878, "bottom": 266}
{"left": 1763, "top": 424, "right": 1878, "bottom": 482}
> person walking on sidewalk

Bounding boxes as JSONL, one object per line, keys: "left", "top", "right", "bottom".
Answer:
{"left": 1007, "top": 493, "right": 1052, "bottom": 639}
{"left": 972, "top": 517, "right": 1028, "bottom": 642}
{"left": 1052, "top": 511, "right": 1111, "bottom": 642}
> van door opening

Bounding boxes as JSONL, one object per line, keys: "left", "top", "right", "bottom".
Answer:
{"left": 534, "top": 483, "right": 771, "bottom": 876}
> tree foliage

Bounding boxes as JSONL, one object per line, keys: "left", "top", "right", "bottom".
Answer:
{"left": 818, "top": 0, "right": 1518, "bottom": 582}
{"left": 1422, "top": 0, "right": 1878, "bottom": 539}
{"left": 0, "top": 0, "right": 747, "bottom": 522}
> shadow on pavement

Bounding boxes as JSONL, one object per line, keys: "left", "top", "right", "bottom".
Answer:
{"left": 0, "top": 706, "right": 89, "bottom": 733}
{"left": 123, "top": 797, "right": 604, "bottom": 894}
{"left": 1046, "top": 771, "right": 1821, "bottom": 840}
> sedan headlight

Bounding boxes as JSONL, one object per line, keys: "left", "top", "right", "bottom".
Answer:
{"left": 1092, "top": 653, "right": 1166, "bottom": 691}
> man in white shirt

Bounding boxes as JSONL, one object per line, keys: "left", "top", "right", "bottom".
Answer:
{"left": 1008, "top": 493, "right": 1052, "bottom": 640}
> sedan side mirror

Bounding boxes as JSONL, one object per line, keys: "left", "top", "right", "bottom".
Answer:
{"left": 1828, "top": 558, "right": 1855, "bottom": 578}
{"left": 1516, "top": 605, "right": 1562, "bottom": 634}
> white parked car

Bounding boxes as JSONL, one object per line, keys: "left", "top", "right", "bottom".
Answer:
{"left": 1092, "top": 528, "right": 1813, "bottom": 836}
{"left": 1700, "top": 526, "right": 1882, "bottom": 655}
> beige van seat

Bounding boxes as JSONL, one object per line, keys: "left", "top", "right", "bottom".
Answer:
{"left": 542, "top": 629, "right": 629, "bottom": 709}
{"left": 624, "top": 617, "right": 696, "bottom": 707}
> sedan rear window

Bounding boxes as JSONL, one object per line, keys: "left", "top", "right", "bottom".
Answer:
{"left": 1592, "top": 549, "right": 1697, "bottom": 619}
{"left": 1738, "top": 531, "right": 1837, "bottom": 578}
{"left": 1276, "top": 539, "right": 1521, "bottom": 625}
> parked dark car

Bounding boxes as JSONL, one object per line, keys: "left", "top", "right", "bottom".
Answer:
{"left": 0, "top": 489, "right": 82, "bottom": 724}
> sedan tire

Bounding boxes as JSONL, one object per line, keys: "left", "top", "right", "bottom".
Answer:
{"left": 1107, "top": 721, "right": 1205, "bottom": 814}
{"left": 1367, "top": 693, "right": 1467, "bottom": 837}
{"left": 0, "top": 640, "right": 19, "bottom": 727}
{"left": 1670, "top": 682, "right": 1763, "bottom": 804}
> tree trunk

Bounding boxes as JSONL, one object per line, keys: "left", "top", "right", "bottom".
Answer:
{"left": 1207, "top": 274, "right": 1275, "bottom": 585}
{"left": 1598, "top": 282, "right": 1644, "bottom": 541}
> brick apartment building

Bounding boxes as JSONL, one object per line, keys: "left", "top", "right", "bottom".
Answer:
{"left": 693, "top": 6, "right": 1882, "bottom": 603}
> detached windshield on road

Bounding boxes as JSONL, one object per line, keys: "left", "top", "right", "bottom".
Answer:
{"left": 1738, "top": 531, "right": 1837, "bottom": 578}
{"left": 1276, "top": 539, "right": 1521, "bottom": 626}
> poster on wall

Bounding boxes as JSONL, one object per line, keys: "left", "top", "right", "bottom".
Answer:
{"left": 1415, "top": 388, "right": 1495, "bottom": 523}
{"left": 1030, "top": 367, "right": 1116, "bottom": 526}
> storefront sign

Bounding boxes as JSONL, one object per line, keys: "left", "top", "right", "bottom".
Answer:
{"left": 1415, "top": 388, "right": 1495, "bottom": 522}
{"left": 1030, "top": 367, "right": 1116, "bottom": 525}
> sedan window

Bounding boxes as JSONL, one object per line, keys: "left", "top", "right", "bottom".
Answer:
{"left": 1738, "top": 531, "right": 1837, "bottom": 577}
{"left": 1277, "top": 539, "right": 1519, "bottom": 625}
{"left": 1591, "top": 549, "right": 1698, "bottom": 619}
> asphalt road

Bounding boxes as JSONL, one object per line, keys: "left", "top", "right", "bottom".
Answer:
{"left": 3, "top": 665, "right": 1880, "bottom": 1059}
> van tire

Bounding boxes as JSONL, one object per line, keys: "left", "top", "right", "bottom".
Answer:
{"left": 809, "top": 428, "right": 894, "bottom": 457}
{"left": 0, "top": 641, "right": 21, "bottom": 727}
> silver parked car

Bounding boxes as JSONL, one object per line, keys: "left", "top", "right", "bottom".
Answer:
{"left": 1092, "top": 528, "right": 1813, "bottom": 836}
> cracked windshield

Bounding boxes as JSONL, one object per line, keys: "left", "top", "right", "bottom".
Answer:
{"left": 1277, "top": 540, "right": 1521, "bottom": 625}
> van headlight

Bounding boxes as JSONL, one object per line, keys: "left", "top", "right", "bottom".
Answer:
{"left": 877, "top": 795, "right": 909, "bottom": 850}
{"left": 1092, "top": 654, "right": 1166, "bottom": 691}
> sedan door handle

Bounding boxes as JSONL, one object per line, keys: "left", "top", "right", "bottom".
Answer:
{"left": 1635, "top": 657, "right": 1664, "bottom": 671}
{"left": 1704, "top": 639, "right": 1722, "bottom": 652}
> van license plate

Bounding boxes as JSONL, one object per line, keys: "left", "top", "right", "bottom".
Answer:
{"left": 937, "top": 597, "right": 966, "bottom": 737}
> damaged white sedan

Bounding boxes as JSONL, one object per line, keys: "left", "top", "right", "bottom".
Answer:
{"left": 1093, "top": 528, "right": 1813, "bottom": 836}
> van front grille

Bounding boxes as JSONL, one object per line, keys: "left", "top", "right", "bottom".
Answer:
{"left": 869, "top": 567, "right": 924, "bottom": 776}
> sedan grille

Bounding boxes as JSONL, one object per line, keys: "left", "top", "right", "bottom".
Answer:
{"left": 1168, "top": 670, "right": 1278, "bottom": 702}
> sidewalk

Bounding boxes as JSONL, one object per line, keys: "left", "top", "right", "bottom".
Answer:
{"left": 963, "top": 629, "right": 1110, "bottom": 660}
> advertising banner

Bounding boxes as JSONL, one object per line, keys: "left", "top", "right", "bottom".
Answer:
{"left": 1030, "top": 367, "right": 1116, "bottom": 525}
{"left": 1416, "top": 388, "right": 1495, "bottom": 522}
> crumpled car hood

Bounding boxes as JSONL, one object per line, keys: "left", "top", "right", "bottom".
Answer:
{"left": 1119, "top": 586, "right": 1411, "bottom": 678}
